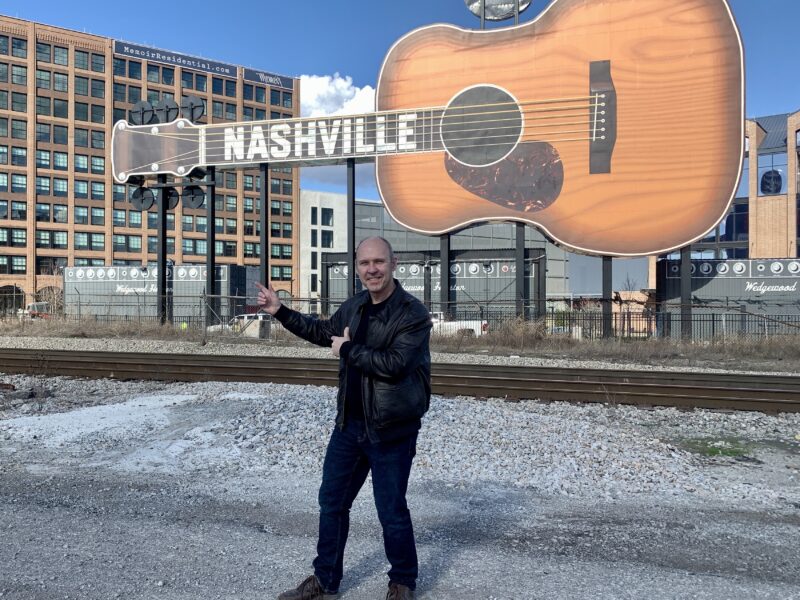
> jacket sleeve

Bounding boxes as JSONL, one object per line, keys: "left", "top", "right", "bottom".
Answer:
{"left": 274, "top": 304, "right": 343, "bottom": 347}
{"left": 344, "top": 303, "right": 431, "bottom": 380}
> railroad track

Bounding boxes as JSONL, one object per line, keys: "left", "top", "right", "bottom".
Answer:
{"left": 1, "top": 348, "right": 799, "bottom": 413}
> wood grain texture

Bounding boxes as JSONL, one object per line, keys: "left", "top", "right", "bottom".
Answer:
{"left": 375, "top": 0, "right": 743, "bottom": 256}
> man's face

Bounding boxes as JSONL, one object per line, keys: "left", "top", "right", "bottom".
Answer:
{"left": 356, "top": 238, "right": 397, "bottom": 297}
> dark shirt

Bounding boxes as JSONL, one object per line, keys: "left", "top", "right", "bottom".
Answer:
{"left": 343, "top": 298, "right": 389, "bottom": 421}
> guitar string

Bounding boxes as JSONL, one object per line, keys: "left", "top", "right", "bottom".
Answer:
{"left": 116, "top": 99, "right": 604, "bottom": 175}
{"left": 115, "top": 105, "right": 604, "bottom": 166}
{"left": 120, "top": 98, "right": 602, "bottom": 143}
{"left": 117, "top": 121, "right": 598, "bottom": 176}
{"left": 117, "top": 132, "right": 595, "bottom": 178}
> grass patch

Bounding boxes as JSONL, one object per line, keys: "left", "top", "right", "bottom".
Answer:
{"left": 682, "top": 438, "right": 753, "bottom": 458}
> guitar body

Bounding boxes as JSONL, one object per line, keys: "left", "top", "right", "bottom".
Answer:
{"left": 375, "top": 0, "right": 743, "bottom": 256}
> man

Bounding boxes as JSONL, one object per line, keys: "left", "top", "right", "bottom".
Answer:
{"left": 256, "top": 236, "right": 432, "bottom": 600}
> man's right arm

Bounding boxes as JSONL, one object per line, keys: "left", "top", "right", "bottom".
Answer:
{"left": 254, "top": 281, "right": 340, "bottom": 347}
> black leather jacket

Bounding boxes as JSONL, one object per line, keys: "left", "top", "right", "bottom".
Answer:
{"left": 274, "top": 281, "right": 432, "bottom": 442}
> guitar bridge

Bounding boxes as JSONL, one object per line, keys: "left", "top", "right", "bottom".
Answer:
{"left": 589, "top": 60, "right": 617, "bottom": 174}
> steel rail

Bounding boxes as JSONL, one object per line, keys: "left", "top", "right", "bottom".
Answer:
{"left": 1, "top": 349, "right": 798, "bottom": 413}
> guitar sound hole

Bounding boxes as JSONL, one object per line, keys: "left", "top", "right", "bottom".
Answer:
{"left": 440, "top": 85, "right": 522, "bottom": 167}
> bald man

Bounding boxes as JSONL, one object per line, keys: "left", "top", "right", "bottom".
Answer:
{"left": 257, "top": 236, "right": 431, "bottom": 600}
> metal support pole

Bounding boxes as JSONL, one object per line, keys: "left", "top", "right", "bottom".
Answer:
{"left": 423, "top": 257, "right": 432, "bottom": 311}
{"left": 680, "top": 245, "right": 692, "bottom": 340}
{"left": 259, "top": 163, "right": 270, "bottom": 287}
{"left": 205, "top": 166, "right": 216, "bottom": 326}
{"left": 536, "top": 253, "right": 547, "bottom": 319}
{"left": 440, "top": 235, "right": 450, "bottom": 317}
{"left": 259, "top": 163, "right": 271, "bottom": 338}
{"left": 346, "top": 158, "right": 356, "bottom": 298}
{"left": 602, "top": 256, "right": 613, "bottom": 338}
{"left": 156, "top": 174, "right": 168, "bottom": 325}
{"left": 515, "top": 222, "right": 525, "bottom": 319}
{"left": 480, "top": 0, "right": 485, "bottom": 29}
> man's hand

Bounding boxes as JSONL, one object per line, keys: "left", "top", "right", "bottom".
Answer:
{"left": 254, "top": 281, "right": 282, "bottom": 315}
{"left": 331, "top": 327, "right": 351, "bottom": 358}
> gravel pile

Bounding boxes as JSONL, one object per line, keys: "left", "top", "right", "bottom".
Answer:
{"left": 3, "top": 365, "right": 799, "bottom": 508}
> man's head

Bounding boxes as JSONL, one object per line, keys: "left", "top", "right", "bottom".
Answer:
{"left": 355, "top": 236, "right": 397, "bottom": 302}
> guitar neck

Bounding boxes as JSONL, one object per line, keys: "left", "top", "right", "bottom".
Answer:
{"left": 203, "top": 108, "right": 447, "bottom": 168}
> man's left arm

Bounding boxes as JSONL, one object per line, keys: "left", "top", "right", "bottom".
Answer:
{"left": 338, "top": 305, "right": 431, "bottom": 380}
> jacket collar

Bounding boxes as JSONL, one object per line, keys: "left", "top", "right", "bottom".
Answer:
{"left": 355, "top": 279, "right": 410, "bottom": 310}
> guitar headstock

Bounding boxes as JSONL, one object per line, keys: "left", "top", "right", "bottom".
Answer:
{"left": 111, "top": 118, "right": 202, "bottom": 183}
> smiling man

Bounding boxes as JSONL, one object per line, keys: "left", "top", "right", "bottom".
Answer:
{"left": 256, "top": 236, "right": 432, "bottom": 600}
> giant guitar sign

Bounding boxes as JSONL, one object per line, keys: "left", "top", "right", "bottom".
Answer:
{"left": 111, "top": 0, "right": 744, "bottom": 257}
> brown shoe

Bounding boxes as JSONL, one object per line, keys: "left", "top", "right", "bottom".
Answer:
{"left": 386, "top": 582, "right": 415, "bottom": 600}
{"left": 277, "top": 575, "right": 338, "bottom": 600}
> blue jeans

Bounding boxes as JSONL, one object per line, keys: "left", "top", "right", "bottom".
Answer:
{"left": 312, "top": 419, "right": 418, "bottom": 593}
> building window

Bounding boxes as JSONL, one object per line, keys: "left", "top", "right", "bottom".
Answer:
{"left": 53, "top": 178, "right": 68, "bottom": 197}
{"left": 129, "top": 211, "right": 142, "bottom": 228}
{"left": 311, "top": 229, "right": 317, "bottom": 247}
{"left": 91, "top": 79, "right": 104, "bottom": 99}
{"left": 35, "top": 69, "right": 50, "bottom": 89}
{"left": 11, "top": 64, "right": 26, "bottom": 85}
{"left": 75, "top": 75, "right": 89, "bottom": 96}
{"left": 53, "top": 125, "right": 67, "bottom": 145}
{"left": 225, "top": 80, "right": 236, "bottom": 97}
{"left": 11, "top": 119, "right": 26, "bottom": 140}
{"left": 36, "top": 150, "right": 50, "bottom": 168}
{"left": 35, "top": 177, "right": 50, "bottom": 196}
{"left": 54, "top": 46, "right": 68, "bottom": 66}
{"left": 11, "top": 92, "right": 26, "bottom": 112}
{"left": 74, "top": 50, "right": 89, "bottom": 70}
{"left": 91, "top": 156, "right": 105, "bottom": 174}
{"left": 36, "top": 202, "right": 51, "bottom": 221}
{"left": 92, "top": 104, "right": 106, "bottom": 123}
{"left": 321, "top": 230, "right": 333, "bottom": 248}
{"left": 282, "top": 201, "right": 293, "bottom": 216}
{"left": 75, "top": 154, "right": 89, "bottom": 173}
{"left": 75, "top": 102, "right": 89, "bottom": 121}
{"left": 161, "top": 67, "right": 174, "bottom": 85}
{"left": 212, "top": 101, "right": 223, "bottom": 119}
{"left": 321, "top": 207, "right": 334, "bottom": 227}
{"left": 53, "top": 98, "right": 68, "bottom": 119}
{"left": 225, "top": 195, "right": 237, "bottom": 212}
{"left": 91, "top": 53, "right": 105, "bottom": 73}
{"left": 75, "top": 180, "right": 89, "bottom": 199}
{"left": 195, "top": 74, "right": 207, "bottom": 92}
{"left": 50, "top": 71, "right": 67, "bottom": 92}
{"left": 225, "top": 218, "right": 237, "bottom": 234}
{"left": 91, "top": 130, "right": 105, "bottom": 149}
{"left": 271, "top": 200, "right": 281, "bottom": 215}
{"left": 53, "top": 152, "right": 68, "bottom": 170}
{"left": 0, "top": 36, "right": 7, "bottom": 55}
{"left": 52, "top": 204, "right": 67, "bottom": 224}
{"left": 128, "top": 60, "right": 141, "bottom": 79}
{"left": 757, "top": 152, "right": 788, "bottom": 196}
{"left": 256, "top": 87, "right": 266, "bottom": 103}
{"left": 128, "top": 86, "right": 141, "bottom": 103}
{"left": 36, "top": 96, "right": 51, "bottom": 116}
{"left": 283, "top": 223, "right": 293, "bottom": 238}
{"left": 311, "top": 206, "right": 318, "bottom": 225}
{"left": 91, "top": 206, "right": 105, "bottom": 225}
{"left": 225, "top": 171, "right": 237, "bottom": 188}
{"left": 11, "top": 147, "right": 26, "bottom": 166}
{"left": 75, "top": 129, "right": 89, "bottom": 147}
{"left": 11, "top": 201, "right": 26, "bottom": 219}
{"left": 113, "top": 57, "right": 126, "bottom": 77}
{"left": 225, "top": 103, "right": 236, "bottom": 120}
{"left": 271, "top": 89, "right": 281, "bottom": 106}
{"left": 74, "top": 206, "right": 89, "bottom": 224}
{"left": 10, "top": 174, "right": 26, "bottom": 194}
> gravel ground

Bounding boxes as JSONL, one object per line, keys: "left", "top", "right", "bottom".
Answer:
{"left": 1, "top": 336, "right": 800, "bottom": 599}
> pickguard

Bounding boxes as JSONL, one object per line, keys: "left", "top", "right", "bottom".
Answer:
{"left": 444, "top": 141, "right": 563, "bottom": 212}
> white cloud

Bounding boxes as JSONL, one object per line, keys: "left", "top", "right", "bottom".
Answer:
{"left": 299, "top": 73, "right": 379, "bottom": 198}
{"left": 299, "top": 73, "right": 375, "bottom": 118}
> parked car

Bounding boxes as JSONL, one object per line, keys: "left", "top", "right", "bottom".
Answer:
{"left": 17, "top": 301, "right": 52, "bottom": 320}
{"left": 430, "top": 311, "right": 489, "bottom": 336}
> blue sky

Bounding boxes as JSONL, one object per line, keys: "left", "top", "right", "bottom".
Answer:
{"left": 7, "top": 0, "right": 797, "bottom": 200}
{"left": 5, "top": 0, "right": 797, "bottom": 291}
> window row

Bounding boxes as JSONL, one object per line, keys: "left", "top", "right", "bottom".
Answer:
{"left": 0, "top": 254, "right": 26, "bottom": 274}
{"left": 36, "top": 42, "right": 103, "bottom": 72}
{"left": 1, "top": 149, "right": 104, "bottom": 175}
{"left": 0, "top": 36, "right": 27, "bottom": 59}
{"left": 310, "top": 207, "right": 334, "bottom": 226}
{"left": 269, "top": 200, "right": 293, "bottom": 217}
{"left": 270, "top": 265, "right": 293, "bottom": 281}
{"left": 0, "top": 227, "right": 26, "bottom": 247}
{"left": 310, "top": 229, "right": 335, "bottom": 248}
{"left": 270, "top": 177, "right": 293, "bottom": 196}
{"left": 270, "top": 243, "right": 293, "bottom": 259}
